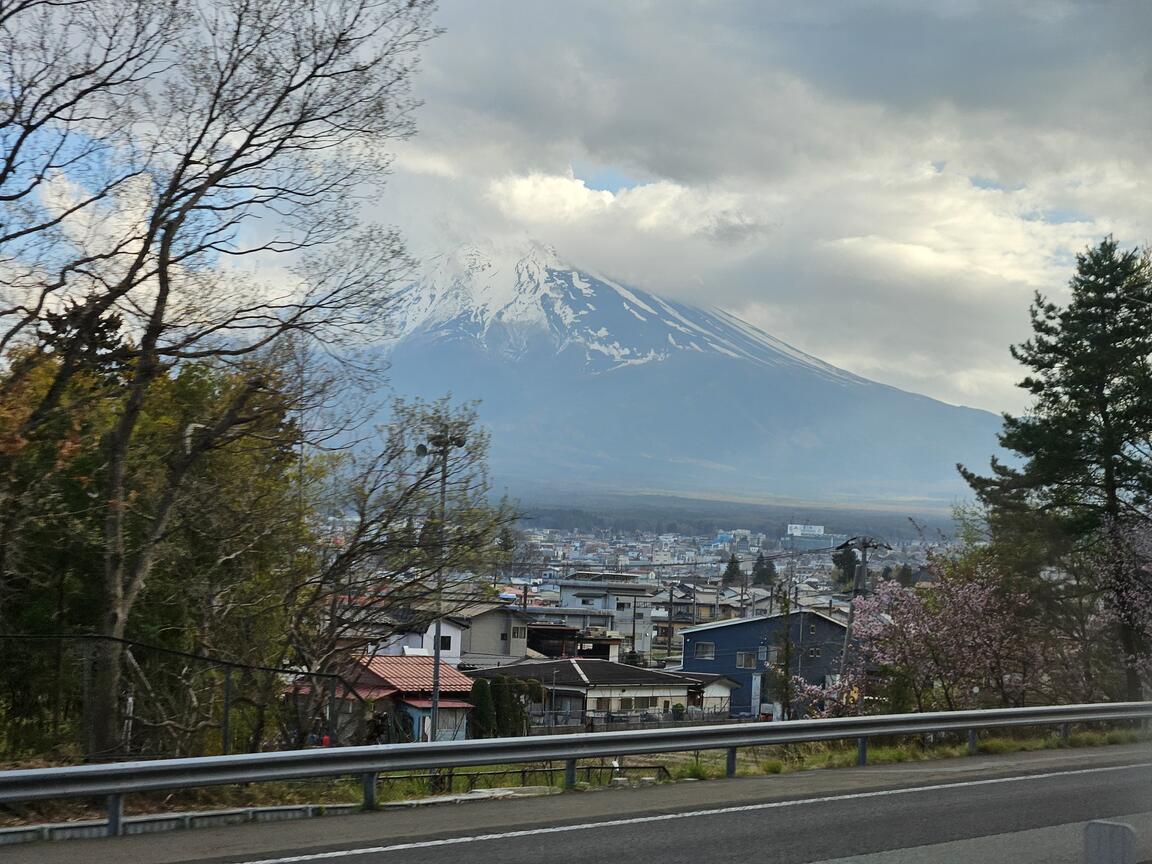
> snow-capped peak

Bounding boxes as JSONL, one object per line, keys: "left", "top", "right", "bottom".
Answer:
{"left": 386, "top": 241, "right": 862, "bottom": 384}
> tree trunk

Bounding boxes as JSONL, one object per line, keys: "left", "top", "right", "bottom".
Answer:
{"left": 89, "top": 630, "right": 125, "bottom": 757}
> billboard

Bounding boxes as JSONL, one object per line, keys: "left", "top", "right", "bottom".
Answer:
{"left": 786, "top": 524, "right": 825, "bottom": 537}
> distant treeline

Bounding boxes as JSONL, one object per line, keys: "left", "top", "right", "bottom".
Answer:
{"left": 516, "top": 495, "right": 955, "bottom": 542}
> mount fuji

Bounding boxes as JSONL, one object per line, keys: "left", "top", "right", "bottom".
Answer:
{"left": 379, "top": 242, "right": 1002, "bottom": 507}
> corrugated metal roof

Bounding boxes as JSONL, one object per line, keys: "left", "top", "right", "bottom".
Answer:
{"left": 358, "top": 656, "right": 474, "bottom": 693}
{"left": 469, "top": 658, "right": 704, "bottom": 688}
{"left": 680, "top": 608, "right": 846, "bottom": 635}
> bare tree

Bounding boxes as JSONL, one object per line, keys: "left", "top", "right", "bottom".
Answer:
{"left": 282, "top": 398, "right": 516, "bottom": 742}
{"left": 0, "top": 0, "right": 438, "bottom": 753}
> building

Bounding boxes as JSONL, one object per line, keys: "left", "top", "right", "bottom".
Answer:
{"left": 452, "top": 603, "right": 535, "bottom": 669}
{"left": 469, "top": 658, "right": 737, "bottom": 729}
{"left": 343, "top": 655, "right": 475, "bottom": 742}
{"left": 680, "top": 611, "right": 847, "bottom": 718}
{"left": 780, "top": 524, "right": 844, "bottom": 552}
{"left": 554, "top": 576, "right": 658, "bottom": 659}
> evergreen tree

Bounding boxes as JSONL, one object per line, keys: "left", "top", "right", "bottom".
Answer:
{"left": 752, "top": 553, "right": 777, "bottom": 586}
{"left": 491, "top": 676, "right": 524, "bottom": 737}
{"left": 468, "top": 679, "right": 496, "bottom": 738}
{"left": 831, "top": 548, "right": 858, "bottom": 590}
{"left": 895, "top": 564, "right": 915, "bottom": 588}
{"left": 960, "top": 237, "right": 1152, "bottom": 700}
{"left": 722, "top": 554, "right": 743, "bottom": 586}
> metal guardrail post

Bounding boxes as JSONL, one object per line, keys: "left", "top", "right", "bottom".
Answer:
{"left": 564, "top": 759, "right": 577, "bottom": 789}
{"left": 106, "top": 793, "right": 123, "bottom": 837}
{"left": 967, "top": 728, "right": 978, "bottom": 755}
{"left": 1061, "top": 723, "right": 1070, "bottom": 745}
{"left": 856, "top": 737, "right": 867, "bottom": 766}
{"left": 725, "top": 747, "right": 737, "bottom": 778}
{"left": 362, "top": 772, "right": 378, "bottom": 810}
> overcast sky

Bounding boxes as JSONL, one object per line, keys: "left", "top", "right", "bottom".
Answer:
{"left": 373, "top": 0, "right": 1152, "bottom": 415}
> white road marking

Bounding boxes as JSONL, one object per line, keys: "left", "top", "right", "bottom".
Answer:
{"left": 231, "top": 762, "right": 1152, "bottom": 864}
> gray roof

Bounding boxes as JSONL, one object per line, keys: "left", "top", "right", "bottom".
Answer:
{"left": 681, "top": 608, "right": 846, "bottom": 635}
{"left": 468, "top": 658, "right": 710, "bottom": 689}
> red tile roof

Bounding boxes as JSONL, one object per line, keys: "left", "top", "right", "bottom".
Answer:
{"left": 400, "top": 697, "right": 473, "bottom": 710}
{"left": 357, "top": 655, "right": 474, "bottom": 693}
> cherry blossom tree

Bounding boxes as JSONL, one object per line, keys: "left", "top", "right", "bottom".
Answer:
{"left": 796, "top": 565, "right": 1042, "bottom": 717}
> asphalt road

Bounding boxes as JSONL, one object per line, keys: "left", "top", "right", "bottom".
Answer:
{"left": 10, "top": 744, "right": 1152, "bottom": 864}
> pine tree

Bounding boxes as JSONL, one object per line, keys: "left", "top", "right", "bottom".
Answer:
{"left": 722, "top": 554, "right": 743, "bottom": 586}
{"left": 752, "top": 553, "right": 777, "bottom": 586}
{"left": 960, "top": 237, "right": 1152, "bottom": 700}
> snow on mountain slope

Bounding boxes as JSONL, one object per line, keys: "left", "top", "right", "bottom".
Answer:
{"left": 386, "top": 242, "right": 862, "bottom": 384}
{"left": 379, "top": 240, "right": 1003, "bottom": 505}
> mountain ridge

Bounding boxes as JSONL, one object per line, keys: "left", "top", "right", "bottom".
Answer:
{"left": 379, "top": 241, "right": 1002, "bottom": 506}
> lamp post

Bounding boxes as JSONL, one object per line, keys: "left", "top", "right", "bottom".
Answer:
{"left": 416, "top": 427, "right": 466, "bottom": 742}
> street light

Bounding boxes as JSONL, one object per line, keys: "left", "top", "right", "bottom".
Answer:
{"left": 416, "top": 428, "right": 466, "bottom": 742}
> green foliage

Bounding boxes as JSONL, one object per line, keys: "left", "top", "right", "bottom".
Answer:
{"left": 752, "top": 553, "right": 776, "bottom": 586}
{"left": 722, "top": 554, "right": 743, "bottom": 586}
{"left": 491, "top": 677, "right": 526, "bottom": 738}
{"left": 963, "top": 238, "right": 1152, "bottom": 525}
{"left": 0, "top": 354, "right": 514, "bottom": 759}
{"left": 673, "top": 759, "right": 715, "bottom": 780}
{"left": 469, "top": 680, "right": 496, "bottom": 739}
{"left": 959, "top": 237, "right": 1152, "bottom": 700}
{"left": 831, "top": 548, "right": 858, "bottom": 589}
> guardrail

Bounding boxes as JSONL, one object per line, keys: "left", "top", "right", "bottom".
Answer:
{"left": 2, "top": 701, "right": 1148, "bottom": 837}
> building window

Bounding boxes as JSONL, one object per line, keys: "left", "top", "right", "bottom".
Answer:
{"left": 766, "top": 647, "right": 781, "bottom": 665}
{"left": 808, "top": 647, "right": 821, "bottom": 658}
{"left": 694, "top": 641, "right": 715, "bottom": 660}
{"left": 500, "top": 632, "right": 508, "bottom": 641}
{"left": 440, "top": 635, "right": 452, "bottom": 651}
{"left": 809, "top": 624, "right": 817, "bottom": 636}
{"left": 736, "top": 651, "right": 756, "bottom": 669}
{"left": 616, "top": 601, "right": 632, "bottom": 610}
{"left": 618, "top": 697, "right": 634, "bottom": 710}
{"left": 581, "top": 598, "right": 595, "bottom": 606}
{"left": 511, "top": 626, "right": 527, "bottom": 639}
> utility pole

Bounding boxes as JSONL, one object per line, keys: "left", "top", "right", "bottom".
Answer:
{"left": 416, "top": 426, "right": 467, "bottom": 743}
{"left": 837, "top": 536, "right": 890, "bottom": 705}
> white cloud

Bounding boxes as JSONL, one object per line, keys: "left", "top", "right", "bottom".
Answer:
{"left": 364, "top": 0, "right": 1152, "bottom": 415}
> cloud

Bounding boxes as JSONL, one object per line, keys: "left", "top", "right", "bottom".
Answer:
{"left": 365, "top": 0, "right": 1152, "bottom": 414}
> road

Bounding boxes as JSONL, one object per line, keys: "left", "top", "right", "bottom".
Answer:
{"left": 9, "top": 744, "right": 1152, "bottom": 864}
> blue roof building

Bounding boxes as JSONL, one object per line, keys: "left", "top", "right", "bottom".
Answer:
{"left": 680, "top": 611, "right": 847, "bottom": 719}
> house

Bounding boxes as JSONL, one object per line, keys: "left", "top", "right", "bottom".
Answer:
{"left": 680, "top": 611, "right": 847, "bottom": 718}
{"left": 343, "top": 655, "right": 475, "bottom": 742}
{"left": 452, "top": 602, "right": 535, "bottom": 668}
{"left": 469, "top": 658, "right": 738, "bottom": 729}
{"left": 556, "top": 577, "right": 658, "bottom": 659}
{"left": 522, "top": 606, "right": 623, "bottom": 661}
{"left": 363, "top": 616, "right": 466, "bottom": 666}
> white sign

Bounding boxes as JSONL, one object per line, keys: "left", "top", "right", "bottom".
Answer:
{"left": 786, "top": 524, "right": 824, "bottom": 536}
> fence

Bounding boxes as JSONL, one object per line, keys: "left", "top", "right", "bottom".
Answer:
{"left": 1, "top": 700, "right": 1148, "bottom": 837}
{"left": 529, "top": 705, "right": 731, "bottom": 732}
{"left": 0, "top": 635, "right": 364, "bottom": 761}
